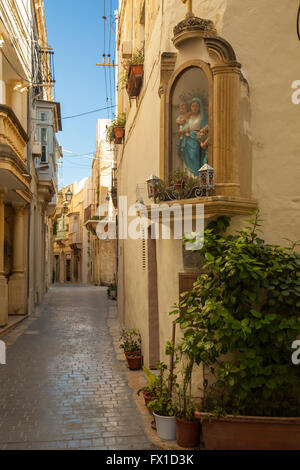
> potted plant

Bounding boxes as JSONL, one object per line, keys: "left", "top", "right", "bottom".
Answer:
{"left": 148, "top": 362, "right": 178, "bottom": 440}
{"left": 174, "top": 213, "right": 300, "bottom": 450}
{"left": 119, "top": 328, "right": 142, "bottom": 370}
{"left": 106, "top": 113, "right": 126, "bottom": 144}
{"left": 137, "top": 366, "right": 158, "bottom": 409}
{"left": 168, "top": 169, "right": 190, "bottom": 190}
{"left": 173, "top": 351, "right": 201, "bottom": 448}
{"left": 107, "top": 281, "right": 117, "bottom": 300}
{"left": 122, "top": 47, "right": 144, "bottom": 98}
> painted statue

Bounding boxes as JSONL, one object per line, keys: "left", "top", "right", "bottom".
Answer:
{"left": 176, "top": 97, "right": 209, "bottom": 175}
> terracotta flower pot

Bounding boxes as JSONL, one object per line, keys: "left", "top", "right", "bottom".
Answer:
{"left": 113, "top": 126, "right": 124, "bottom": 144}
{"left": 195, "top": 412, "right": 300, "bottom": 450}
{"left": 175, "top": 415, "right": 201, "bottom": 448}
{"left": 126, "top": 354, "right": 142, "bottom": 370}
{"left": 142, "top": 391, "right": 154, "bottom": 406}
{"left": 124, "top": 349, "right": 141, "bottom": 359}
{"left": 126, "top": 64, "right": 144, "bottom": 98}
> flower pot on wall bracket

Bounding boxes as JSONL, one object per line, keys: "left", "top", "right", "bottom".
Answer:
{"left": 126, "top": 64, "right": 144, "bottom": 98}
{"left": 113, "top": 126, "right": 124, "bottom": 144}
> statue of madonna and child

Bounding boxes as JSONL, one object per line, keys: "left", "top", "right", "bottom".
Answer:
{"left": 176, "top": 97, "right": 209, "bottom": 176}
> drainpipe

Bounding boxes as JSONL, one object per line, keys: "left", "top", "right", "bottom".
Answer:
{"left": 26, "top": 85, "right": 32, "bottom": 315}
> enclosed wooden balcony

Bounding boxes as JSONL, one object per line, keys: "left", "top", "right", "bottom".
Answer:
{"left": 0, "top": 105, "right": 31, "bottom": 203}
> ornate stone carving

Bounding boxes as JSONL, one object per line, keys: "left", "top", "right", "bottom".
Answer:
{"left": 173, "top": 16, "right": 217, "bottom": 39}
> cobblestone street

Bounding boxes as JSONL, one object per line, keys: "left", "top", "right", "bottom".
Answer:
{"left": 0, "top": 285, "right": 155, "bottom": 450}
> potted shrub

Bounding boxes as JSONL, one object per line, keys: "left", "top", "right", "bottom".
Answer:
{"left": 119, "top": 328, "right": 142, "bottom": 370}
{"left": 137, "top": 366, "right": 158, "bottom": 409}
{"left": 174, "top": 213, "right": 300, "bottom": 450}
{"left": 148, "top": 362, "right": 178, "bottom": 440}
{"left": 107, "top": 278, "right": 117, "bottom": 300}
{"left": 106, "top": 113, "right": 126, "bottom": 144}
{"left": 173, "top": 352, "right": 201, "bottom": 448}
{"left": 122, "top": 47, "right": 144, "bottom": 98}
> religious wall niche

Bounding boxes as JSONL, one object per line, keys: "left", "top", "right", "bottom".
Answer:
{"left": 171, "top": 66, "right": 210, "bottom": 176}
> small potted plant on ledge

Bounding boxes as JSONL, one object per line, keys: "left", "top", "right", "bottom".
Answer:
{"left": 148, "top": 362, "right": 178, "bottom": 440}
{"left": 122, "top": 47, "right": 144, "bottom": 98}
{"left": 106, "top": 113, "right": 126, "bottom": 144}
{"left": 119, "top": 328, "right": 142, "bottom": 370}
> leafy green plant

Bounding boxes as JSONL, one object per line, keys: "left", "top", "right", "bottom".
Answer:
{"left": 147, "top": 362, "right": 178, "bottom": 416}
{"left": 171, "top": 212, "right": 300, "bottom": 417}
{"left": 107, "top": 281, "right": 117, "bottom": 299}
{"left": 120, "top": 46, "right": 144, "bottom": 86}
{"left": 106, "top": 113, "right": 126, "bottom": 143}
{"left": 119, "top": 328, "right": 141, "bottom": 354}
{"left": 137, "top": 366, "right": 158, "bottom": 396}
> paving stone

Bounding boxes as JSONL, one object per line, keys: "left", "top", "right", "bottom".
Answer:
{"left": 0, "top": 285, "right": 155, "bottom": 450}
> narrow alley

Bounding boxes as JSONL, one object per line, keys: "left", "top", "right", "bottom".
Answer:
{"left": 0, "top": 286, "right": 155, "bottom": 450}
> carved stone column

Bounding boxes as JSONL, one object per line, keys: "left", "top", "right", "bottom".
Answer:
{"left": 0, "top": 189, "right": 8, "bottom": 326}
{"left": 211, "top": 64, "right": 241, "bottom": 197}
{"left": 8, "top": 203, "right": 27, "bottom": 315}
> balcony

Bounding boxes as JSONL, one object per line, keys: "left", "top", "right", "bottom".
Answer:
{"left": 0, "top": 105, "right": 31, "bottom": 203}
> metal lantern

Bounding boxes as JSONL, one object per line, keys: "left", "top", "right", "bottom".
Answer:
{"left": 199, "top": 164, "right": 215, "bottom": 194}
{"left": 65, "top": 188, "right": 73, "bottom": 202}
{"left": 146, "top": 175, "right": 161, "bottom": 199}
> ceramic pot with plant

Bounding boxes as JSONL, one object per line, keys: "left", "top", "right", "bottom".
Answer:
{"left": 173, "top": 354, "right": 201, "bottom": 448}
{"left": 106, "top": 113, "right": 126, "bottom": 145}
{"left": 148, "top": 363, "right": 177, "bottom": 440}
{"left": 168, "top": 169, "right": 189, "bottom": 191}
{"left": 122, "top": 47, "right": 144, "bottom": 98}
{"left": 119, "top": 328, "right": 142, "bottom": 359}
{"left": 137, "top": 366, "right": 158, "bottom": 411}
{"left": 126, "top": 351, "right": 142, "bottom": 370}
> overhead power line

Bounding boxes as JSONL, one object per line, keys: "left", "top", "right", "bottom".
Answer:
{"left": 62, "top": 104, "right": 116, "bottom": 120}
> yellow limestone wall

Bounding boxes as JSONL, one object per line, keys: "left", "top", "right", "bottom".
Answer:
{"left": 117, "top": 0, "right": 300, "bottom": 368}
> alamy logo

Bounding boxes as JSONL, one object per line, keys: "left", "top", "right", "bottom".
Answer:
{"left": 291, "top": 340, "right": 300, "bottom": 365}
{"left": 0, "top": 340, "right": 6, "bottom": 365}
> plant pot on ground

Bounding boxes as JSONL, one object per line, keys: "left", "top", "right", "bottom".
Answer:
{"left": 126, "top": 352, "right": 142, "bottom": 370}
{"left": 195, "top": 413, "right": 300, "bottom": 450}
{"left": 119, "top": 328, "right": 141, "bottom": 356}
{"left": 172, "top": 212, "right": 300, "bottom": 450}
{"left": 148, "top": 362, "right": 177, "bottom": 440}
{"left": 137, "top": 366, "right": 158, "bottom": 412}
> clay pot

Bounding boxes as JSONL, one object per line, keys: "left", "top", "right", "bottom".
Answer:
{"left": 175, "top": 415, "right": 201, "bottom": 448}
{"left": 113, "top": 126, "right": 124, "bottom": 144}
{"left": 195, "top": 412, "right": 300, "bottom": 450}
{"left": 126, "top": 354, "right": 142, "bottom": 370}
{"left": 142, "top": 391, "right": 154, "bottom": 413}
{"left": 126, "top": 64, "right": 144, "bottom": 98}
{"left": 124, "top": 350, "right": 141, "bottom": 359}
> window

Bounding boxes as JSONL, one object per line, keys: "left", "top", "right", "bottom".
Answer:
{"left": 41, "top": 127, "right": 47, "bottom": 162}
{"left": 41, "top": 112, "right": 47, "bottom": 121}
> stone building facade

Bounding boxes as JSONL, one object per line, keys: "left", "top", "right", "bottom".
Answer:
{"left": 0, "top": 0, "right": 61, "bottom": 326}
{"left": 115, "top": 0, "right": 300, "bottom": 369}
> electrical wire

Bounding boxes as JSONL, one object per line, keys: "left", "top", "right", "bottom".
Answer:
{"left": 61, "top": 104, "right": 116, "bottom": 120}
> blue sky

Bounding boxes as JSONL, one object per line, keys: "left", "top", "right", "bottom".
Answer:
{"left": 44, "top": 0, "right": 119, "bottom": 187}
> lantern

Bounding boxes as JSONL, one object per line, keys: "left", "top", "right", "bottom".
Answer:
{"left": 198, "top": 164, "right": 215, "bottom": 195}
{"left": 65, "top": 188, "right": 73, "bottom": 202}
{"left": 146, "top": 175, "right": 161, "bottom": 199}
